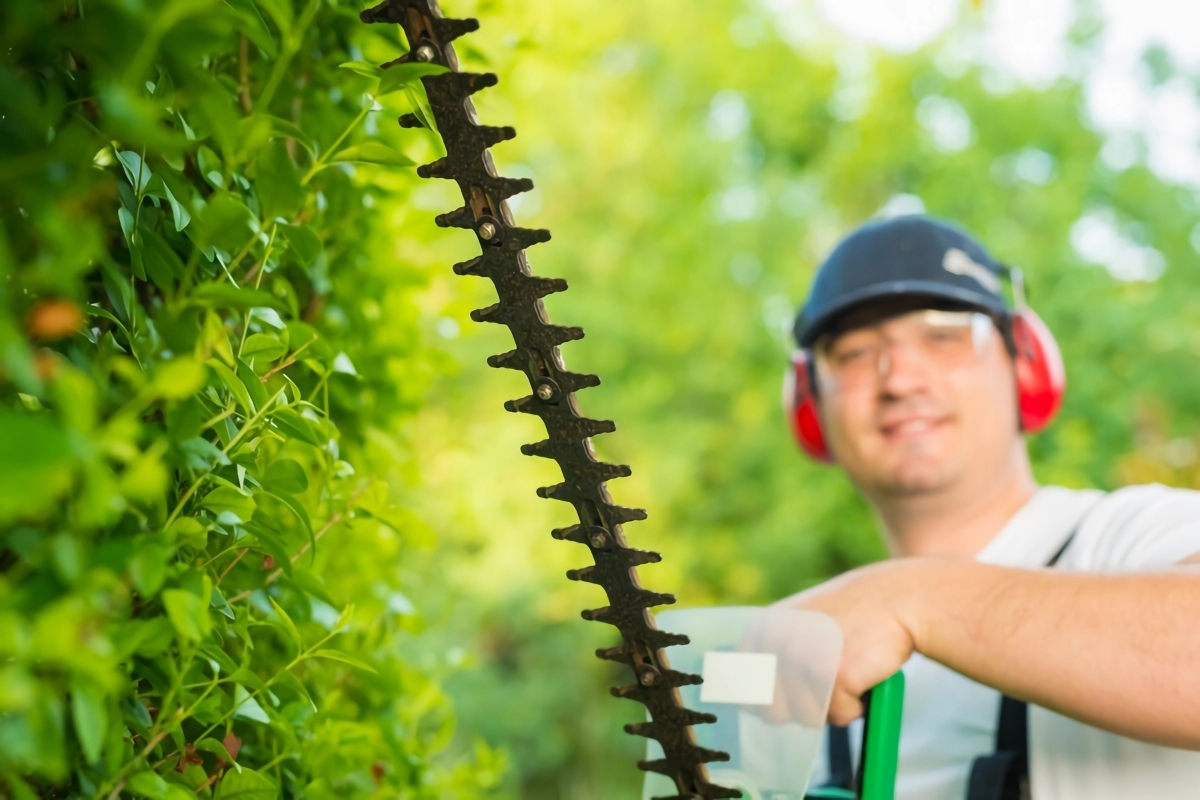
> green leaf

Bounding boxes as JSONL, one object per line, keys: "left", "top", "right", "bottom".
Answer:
{"left": 194, "top": 282, "right": 282, "bottom": 310}
{"left": 258, "top": 114, "right": 315, "bottom": 155}
{"left": 128, "top": 543, "right": 171, "bottom": 597}
{"left": 236, "top": 357, "right": 269, "bottom": 413}
{"left": 277, "top": 223, "right": 322, "bottom": 266}
{"left": 264, "top": 490, "right": 313, "bottom": 555}
{"left": 210, "top": 585, "right": 235, "bottom": 620}
{"left": 153, "top": 357, "right": 207, "bottom": 400}
{"left": 197, "top": 145, "right": 225, "bottom": 189}
{"left": 309, "top": 649, "right": 378, "bottom": 674}
{"left": 0, "top": 410, "right": 74, "bottom": 526}
{"left": 200, "top": 486, "right": 256, "bottom": 522}
{"left": 268, "top": 597, "right": 302, "bottom": 652}
{"left": 271, "top": 407, "right": 324, "bottom": 446}
{"left": 244, "top": 519, "right": 293, "bottom": 578}
{"left": 196, "top": 737, "right": 240, "bottom": 770}
{"left": 242, "top": 332, "right": 287, "bottom": 362}
{"left": 223, "top": 0, "right": 277, "bottom": 57}
{"left": 70, "top": 678, "right": 107, "bottom": 764}
{"left": 168, "top": 517, "right": 209, "bottom": 549}
{"left": 338, "top": 61, "right": 382, "bottom": 79}
{"left": 263, "top": 459, "right": 307, "bottom": 493}
{"left": 129, "top": 770, "right": 172, "bottom": 800}
{"left": 162, "top": 182, "right": 191, "bottom": 231}
{"left": 193, "top": 192, "right": 257, "bottom": 252}
{"left": 377, "top": 62, "right": 449, "bottom": 97}
{"left": 177, "top": 437, "right": 232, "bottom": 470}
{"left": 231, "top": 685, "right": 270, "bottom": 725}
{"left": 207, "top": 358, "right": 255, "bottom": 415}
{"left": 214, "top": 767, "right": 277, "bottom": 800}
{"left": 254, "top": 141, "right": 303, "bottom": 220}
{"left": 162, "top": 589, "right": 213, "bottom": 643}
{"left": 138, "top": 225, "right": 184, "bottom": 289}
{"left": 116, "top": 150, "right": 153, "bottom": 193}
{"left": 405, "top": 84, "right": 439, "bottom": 134}
{"left": 329, "top": 141, "right": 414, "bottom": 168}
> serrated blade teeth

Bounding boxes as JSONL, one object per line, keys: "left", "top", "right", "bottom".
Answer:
{"left": 528, "top": 276, "right": 567, "bottom": 297}
{"left": 506, "top": 227, "right": 553, "bottom": 249}
{"left": 477, "top": 124, "right": 517, "bottom": 146}
{"left": 626, "top": 549, "right": 662, "bottom": 567}
{"left": 431, "top": 16, "right": 479, "bottom": 42}
{"left": 565, "top": 565, "right": 597, "bottom": 584}
{"left": 608, "top": 505, "right": 648, "bottom": 524}
{"left": 580, "top": 606, "right": 612, "bottom": 623}
{"left": 434, "top": 206, "right": 473, "bottom": 229}
{"left": 453, "top": 256, "right": 484, "bottom": 276}
{"left": 469, "top": 303, "right": 504, "bottom": 324}
{"left": 485, "top": 349, "right": 524, "bottom": 369}
{"left": 493, "top": 176, "right": 534, "bottom": 200}
{"left": 519, "top": 439, "right": 554, "bottom": 458}
{"left": 417, "top": 157, "right": 452, "bottom": 179}
{"left": 442, "top": 71, "right": 498, "bottom": 98}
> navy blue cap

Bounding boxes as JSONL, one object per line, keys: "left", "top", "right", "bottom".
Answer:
{"left": 794, "top": 215, "right": 1010, "bottom": 348}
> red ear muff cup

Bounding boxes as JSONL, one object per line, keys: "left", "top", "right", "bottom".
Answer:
{"left": 784, "top": 350, "right": 833, "bottom": 462}
{"left": 1011, "top": 309, "right": 1065, "bottom": 433}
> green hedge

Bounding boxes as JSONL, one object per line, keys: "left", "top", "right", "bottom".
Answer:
{"left": 0, "top": 0, "right": 497, "bottom": 797}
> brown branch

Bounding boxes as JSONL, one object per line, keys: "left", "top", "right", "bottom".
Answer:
{"left": 237, "top": 34, "right": 252, "bottom": 115}
{"left": 217, "top": 548, "right": 249, "bottom": 585}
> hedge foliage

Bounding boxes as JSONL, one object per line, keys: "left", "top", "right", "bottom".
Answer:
{"left": 1, "top": 0, "right": 499, "bottom": 797}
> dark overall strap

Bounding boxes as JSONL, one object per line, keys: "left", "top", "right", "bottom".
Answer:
{"left": 826, "top": 724, "right": 854, "bottom": 791}
{"left": 964, "top": 525, "right": 1082, "bottom": 800}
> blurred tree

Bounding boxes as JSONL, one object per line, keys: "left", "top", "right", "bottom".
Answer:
{"left": 403, "top": 1, "right": 1200, "bottom": 798}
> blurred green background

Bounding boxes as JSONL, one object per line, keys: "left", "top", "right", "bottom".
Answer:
{"left": 400, "top": 0, "right": 1200, "bottom": 797}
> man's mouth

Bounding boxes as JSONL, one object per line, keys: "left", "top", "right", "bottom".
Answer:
{"left": 879, "top": 416, "right": 949, "bottom": 439}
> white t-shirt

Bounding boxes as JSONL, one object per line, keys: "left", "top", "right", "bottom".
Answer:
{"left": 812, "top": 484, "right": 1200, "bottom": 800}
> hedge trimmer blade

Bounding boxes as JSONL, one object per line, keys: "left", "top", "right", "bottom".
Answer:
{"left": 360, "top": 2, "right": 739, "bottom": 797}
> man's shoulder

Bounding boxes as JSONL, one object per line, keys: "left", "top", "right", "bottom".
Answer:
{"left": 1091, "top": 482, "right": 1200, "bottom": 518}
{"left": 1057, "top": 483, "right": 1200, "bottom": 569}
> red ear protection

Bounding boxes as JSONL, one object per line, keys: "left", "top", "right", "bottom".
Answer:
{"left": 1010, "top": 308, "right": 1065, "bottom": 433}
{"left": 783, "top": 349, "right": 832, "bottom": 462}
{"left": 783, "top": 309, "right": 1065, "bottom": 462}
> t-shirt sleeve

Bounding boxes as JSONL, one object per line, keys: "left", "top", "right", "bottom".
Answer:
{"left": 1081, "top": 484, "right": 1200, "bottom": 570}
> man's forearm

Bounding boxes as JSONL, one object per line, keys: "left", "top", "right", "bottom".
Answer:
{"left": 903, "top": 560, "right": 1200, "bottom": 749}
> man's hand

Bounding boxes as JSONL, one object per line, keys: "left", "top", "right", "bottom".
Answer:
{"left": 770, "top": 558, "right": 1200, "bottom": 749}
{"left": 772, "top": 560, "right": 926, "bottom": 725}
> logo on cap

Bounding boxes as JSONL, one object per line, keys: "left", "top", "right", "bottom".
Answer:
{"left": 943, "top": 247, "right": 1000, "bottom": 293}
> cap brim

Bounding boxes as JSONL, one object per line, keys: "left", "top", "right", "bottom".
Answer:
{"left": 796, "top": 279, "right": 1008, "bottom": 347}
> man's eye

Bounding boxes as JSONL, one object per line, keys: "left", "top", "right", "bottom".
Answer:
{"left": 836, "top": 347, "right": 870, "bottom": 364}
{"left": 928, "top": 328, "right": 968, "bottom": 344}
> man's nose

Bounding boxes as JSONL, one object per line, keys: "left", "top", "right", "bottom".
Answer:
{"left": 877, "top": 340, "right": 933, "bottom": 397}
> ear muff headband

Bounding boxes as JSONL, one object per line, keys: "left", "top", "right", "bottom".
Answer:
{"left": 782, "top": 304, "right": 1065, "bottom": 462}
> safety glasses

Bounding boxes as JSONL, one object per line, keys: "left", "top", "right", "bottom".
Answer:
{"left": 814, "top": 309, "right": 994, "bottom": 391}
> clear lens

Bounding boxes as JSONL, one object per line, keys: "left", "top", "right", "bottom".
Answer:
{"left": 815, "top": 309, "right": 992, "bottom": 390}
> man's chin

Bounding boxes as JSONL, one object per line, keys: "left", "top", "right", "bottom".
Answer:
{"left": 868, "top": 452, "right": 958, "bottom": 496}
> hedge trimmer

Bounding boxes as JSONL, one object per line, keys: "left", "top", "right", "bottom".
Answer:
{"left": 358, "top": 4, "right": 904, "bottom": 799}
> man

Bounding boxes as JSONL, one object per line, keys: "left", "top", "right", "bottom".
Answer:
{"left": 779, "top": 215, "right": 1200, "bottom": 799}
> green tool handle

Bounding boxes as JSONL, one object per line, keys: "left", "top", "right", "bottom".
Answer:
{"left": 859, "top": 671, "right": 905, "bottom": 800}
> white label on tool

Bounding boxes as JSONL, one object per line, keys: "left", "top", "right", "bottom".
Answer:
{"left": 699, "top": 651, "right": 777, "bottom": 706}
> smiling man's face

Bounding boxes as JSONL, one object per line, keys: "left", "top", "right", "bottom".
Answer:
{"left": 814, "top": 302, "right": 1019, "bottom": 498}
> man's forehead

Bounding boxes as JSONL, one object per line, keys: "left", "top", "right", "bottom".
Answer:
{"left": 817, "top": 295, "right": 977, "bottom": 344}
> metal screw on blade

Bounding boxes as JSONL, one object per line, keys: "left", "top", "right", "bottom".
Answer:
{"left": 414, "top": 45, "right": 436, "bottom": 62}
{"left": 478, "top": 221, "right": 497, "bottom": 240}
{"left": 536, "top": 383, "right": 554, "bottom": 400}
{"left": 638, "top": 666, "right": 661, "bottom": 687}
